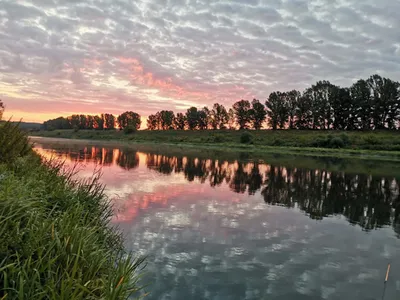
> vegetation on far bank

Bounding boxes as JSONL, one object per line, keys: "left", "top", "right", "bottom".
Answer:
{"left": 0, "top": 122, "right": 144, "bottom": 299}
{"left": 31, "top": 128, "right": 400, "bottom": 154}
{"left": 42, "top": 74, "right": 400, "bottom": 133}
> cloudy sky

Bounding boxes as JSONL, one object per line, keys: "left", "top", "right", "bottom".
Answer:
{"left": 1, "top": 0, "right": 400, "bottom": 123}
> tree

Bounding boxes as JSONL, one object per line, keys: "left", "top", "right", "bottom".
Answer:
{"left": 87, "top": 115, "right": 95, "bottom": 129}
{"left": 198, "top": 107, "right": 209, "bottom": 130}
{"left": 367, "top": 75, "right": 400, "bottom": 129}
{"left": 159, "top": 110, "right": 175, "bottom": 130}
{"left": 266, "top": 92, "right": 288, "bottom": 129}
{"left": 43, "top": 117, "right": 71, "bottom": 130}
{"left": 304, "top": 81, "right": 334, "bottom": 130}
{"left": 147, "top": 114, "right": 159, "bottom": 130}
{"left": 210, "top": 103, "right": 229, "bottom": 129}
{"left": 249, "top": 99, "right": 266, "bottom": 130}
{"left": 0, "top": 99, "right": 4, "bottom": 121}
{"left": 103, "top": 113, "right": 115, "bottom": 130}
{"left": 331, "top": 87, "right": 352, "bottom": 130}
{"left": 186, "top": 107, "right": 199, "bottom": 130}
{"left": 94, "top": 115, "right": 104, "bottom": 130}
{"left": 350, "top": 79, "right": 372, "bottom": 130}
{"left": 174, "top": 113, "right": 186, "bottom": 130}
{"left": 295, "top": 95, "right": 312, "bottom": 129}
{"left": 286, "top": 90, "right": 300, "bottom": 129}
{"left": 233, "top": 100, "right": 251, "bottom": 130}
{"left": 227, "top": 108, "right": 235, "bottom": 129}
{"left": 117, "top": 111, "right": 141, "bottom": 130}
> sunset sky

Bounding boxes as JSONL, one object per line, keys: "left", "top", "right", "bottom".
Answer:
{"left": 1, "top": 0, "right": 400, "bottom": 123}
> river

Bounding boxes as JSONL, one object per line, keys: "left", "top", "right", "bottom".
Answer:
{"left": 32, "top": 137, "right": 400, "bottom": 300}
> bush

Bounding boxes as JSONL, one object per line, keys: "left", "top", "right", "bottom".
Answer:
{"left": 124, "top": 125, "right": 136, "bottom": 134}
{"left": 329, "top": 137, "right": 345, "bottom": 148}
{"left": 340, "top": 133, "right": 350, "bottom": 145}
{"left": 311, "top": 136, "right": 330, "bottom": 148}
{"left": 0, "top": 121, "right": 31, "bottom": 163}
{"left": 363, "top": 134, "right": 380, "bottom": 145}
{"left": 240, "top": 132, "right": 253, "bottom": 144}
{"left": 272, "top": 138, "right": 284, "bottom": 146}
{"left": 213, "top": 135, "right": 223, "bottom": 143}
{"left": 73, "top": 125, "right": 79, "bottom": 132}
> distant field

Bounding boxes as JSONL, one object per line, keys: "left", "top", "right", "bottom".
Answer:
{"left": 31, "top": 128, "right": 400, "bottom": 152}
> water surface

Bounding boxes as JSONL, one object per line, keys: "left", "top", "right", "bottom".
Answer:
{"left": 33, "top": 138, "right": 400, "bottom": 300}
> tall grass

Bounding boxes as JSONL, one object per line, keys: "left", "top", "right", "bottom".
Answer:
{"left": 0, "top": 121, "right": 31, "bottom": 163}
{"left": 0, "top": 122, "right": 145, "bottom": 299}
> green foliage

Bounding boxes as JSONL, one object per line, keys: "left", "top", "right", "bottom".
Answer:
{"left": 0, "top": 121, "right": 32, "bottom": 163}
{"left": 73, "top": 125, "right": 79, "bottom": 132}
{"left": 240, "top": 131, "right": 253, "bottom": 144}
{"left": 117, "top": 111, "right": 141, "bottom": 130}
{"left": 0, "top": 124, "right": 145, "bottom": 299}
{"left": 124, "top": 125, "right": 136, "bottom": 134}
{"left": 0, "top": 99, "right": 4, "bottom": 121}
{"left": 249, "top": 99, "right": 266, "bottom": 130}
{"left": 186, "top": 107, "right": 199, "bottom": 130}
{"left": 363, "top": 134, "right": 381, "bottom": 145}
{"left": 329, "top": 137, "right": 345, "bottom": 148}
{"left": 233, "top": 100, "right": 251, "bottom": 130}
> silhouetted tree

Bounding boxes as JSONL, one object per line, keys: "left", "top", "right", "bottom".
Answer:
{"left": 210, "top": 103, "right": 229, "bottom": 129}
{"left": 233, "top": 100, "right": 251, "bottom": 129}
{"left": 198, "top": 107, "right": 209, "bottom": 130}
{"left": 0, "top": 99, "right": 4, "bottom": 121}
{"left": 117, "top": 111, "right": 141, "bottom": 130}
{"left": 147, "top": 114, "right": 160, "bottom": 130}
{"left": 186, "top": 107, "right": 199, "bottom": 130}
{"left": 159, "top": 110, "right": 175, "bottom": 130}
{"left": 266, "top": 92, "right": 288, "bottom": 129}
{"left": 174, "top": 113, "right": 186, "bottom": 130}
{"left": 295, "top": 95, "right": 312, "bottom": 129}
{"left": 249, "top": 99, "right": 266, "bottom": 130}
{"left": 350, "top": 79, "right": 372, "bottom": 130}
{"left": 227, "top": 108, "right": 235, "bottom": 129}
{"left": 331, "top": 87, "right": 352, "bottom": 130}
{"left": 103, "top": 113, "right": 115, "bottom": 130}
{"left": 94, "top": 115, "right": 104, "bottom": 130}
{"left": 287, "top": 90, "right": 301, "bottom": 129}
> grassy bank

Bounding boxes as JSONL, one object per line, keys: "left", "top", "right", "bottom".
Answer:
{"left": 0, "top": 122, "right": 144, "bottom": 299}
{"left": 31, "top": 129, "right": 400, "bottom": 161}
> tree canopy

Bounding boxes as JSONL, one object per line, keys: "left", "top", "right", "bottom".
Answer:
{"left": 43, "top": 74, "right": 400, "bottom": 131}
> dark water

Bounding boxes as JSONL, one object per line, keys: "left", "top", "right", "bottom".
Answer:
{"left": 32, "top": 138, "right": 400, "bottom": 300}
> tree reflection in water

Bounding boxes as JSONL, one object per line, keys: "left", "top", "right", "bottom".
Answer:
{"left": 40, "top": 145, "right": 400, "bottom": 234}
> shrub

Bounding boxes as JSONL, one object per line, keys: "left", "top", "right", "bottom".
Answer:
{"left": 329, "top": 137, "right": 345, "bottom": 148}
{"left": 272, "top": 138, "right": 284, "bottom": 146}
{"left": 363, "top": 134, "right": 380, "bottom": 145}
{"left": 340, "top": 133, "right": 350, "bottom": 145}
{"left": 0, "top": 121, "right": 31, "bottom": 163}
{"left": 311, "top": 136, "right": 330, "bottom": 148}
{"left": 213, "top": 135, "right": 223, "bottom": 143}
{"left": 240, "top": 132, "right": 253, "bottom": 144}
{"left": 124, "top": 125, "right": 136, "bottom": 134}
{"left": 73, "top": 125, "right": 79, "bottom": 132}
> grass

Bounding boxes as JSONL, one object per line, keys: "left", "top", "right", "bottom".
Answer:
{"left": 0, "top": 122, "right": 145, "bottom": 299}
{"left": 31, "top": 129, "right": 400, "bottom": 161}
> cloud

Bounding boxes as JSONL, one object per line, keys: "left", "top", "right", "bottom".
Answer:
{"left": 1, "top": 0, "right": 400, "bottom": 123}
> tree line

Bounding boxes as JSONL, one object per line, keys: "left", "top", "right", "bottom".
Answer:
{"left": 43, "top": 74, "right": 400, "bottom": 131}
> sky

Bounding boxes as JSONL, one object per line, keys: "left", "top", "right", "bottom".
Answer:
{"left": 1, "top": 0, "right": 400, "bottom": 124}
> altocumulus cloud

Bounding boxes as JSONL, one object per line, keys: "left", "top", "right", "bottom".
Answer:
{"left": 0, "top": 0, "right": 400, "bottom": 122}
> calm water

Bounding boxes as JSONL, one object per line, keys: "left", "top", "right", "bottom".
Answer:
{"left": 33, "top": 137, "right": 400, "bottom": 300}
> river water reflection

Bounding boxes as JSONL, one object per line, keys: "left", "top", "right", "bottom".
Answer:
{"left": 33, "top": 138, "right": 400, "bottom": 300}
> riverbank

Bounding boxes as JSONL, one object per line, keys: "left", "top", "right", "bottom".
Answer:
{"left": 30, "top": 129, "right": 400, "bottom": 162}
{"left": 0, "top": 122, "right": 144, "bottom": 299}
